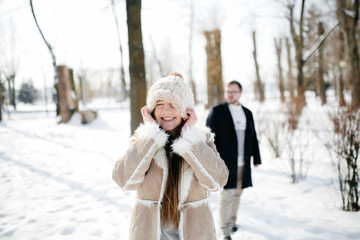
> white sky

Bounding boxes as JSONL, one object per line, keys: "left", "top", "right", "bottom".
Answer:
{"left": 0, "top": 0, "right": 333, "bottom": 96}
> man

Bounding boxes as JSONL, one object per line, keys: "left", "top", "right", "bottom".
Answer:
{"left": 206, "top": 81, "right": 261, "bottom": 240}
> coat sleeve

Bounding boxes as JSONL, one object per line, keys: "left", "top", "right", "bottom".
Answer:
{"left": 171, "top": 126, "right": 229, "bottom": 191}
{"left": 112, "top": 122, "right": 169, "bottom": 190}
{"left": 248, "top": 112, "right": 262, "bottom": 165}
{"left": 205, "top": 107, "right": 217, "bottom": 133}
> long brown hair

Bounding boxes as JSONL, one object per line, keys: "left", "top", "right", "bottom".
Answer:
{"left": 160, "top": 122, "right": 184, "bottom": 228}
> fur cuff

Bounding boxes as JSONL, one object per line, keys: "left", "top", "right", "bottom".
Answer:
{"left": 172, "top": 126, "right": 207, "bottom": 156}
{"left": 134, "top": 121, "right": 168, "bottom": 148}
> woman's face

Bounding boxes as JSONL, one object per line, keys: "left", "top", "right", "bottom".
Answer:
{"left": 153, "top": 100, "right": 182, "bottom": 135}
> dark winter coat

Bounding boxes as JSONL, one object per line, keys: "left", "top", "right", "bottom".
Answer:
{"left": 206, "top": 102, "right": 261, "bottom": 189}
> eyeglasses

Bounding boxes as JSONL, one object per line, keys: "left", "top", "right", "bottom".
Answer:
{"left": 225, "top": 91, "right": 240, "bottom": 95}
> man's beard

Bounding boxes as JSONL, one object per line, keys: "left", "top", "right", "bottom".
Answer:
{"left": 227, "top": 99, "right": 239, "bottom": 105}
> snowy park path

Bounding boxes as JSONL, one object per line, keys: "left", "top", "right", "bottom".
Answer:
{"left": 1, "top": 106, "right": 359, "bottom": 240}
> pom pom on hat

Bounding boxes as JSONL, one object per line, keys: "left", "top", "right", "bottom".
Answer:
{"left": 147, "top": 74, "right": 194, "bottom": 119}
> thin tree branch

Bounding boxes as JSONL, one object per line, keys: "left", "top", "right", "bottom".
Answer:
{"left": 149, "top": 35, "right": 164, "bottom": 76}
{"left": 303, "top": 20, "right": 340, "bottom": 62}
{"left": 29, "top": 0, "right": 57, "bottom": 76}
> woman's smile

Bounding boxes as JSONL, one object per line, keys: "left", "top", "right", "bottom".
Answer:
{"left": 154, "top": 100, "right": 182, "bottom": 135}
{"left": 162, "top": 117, "right": 176, "bottom": 121}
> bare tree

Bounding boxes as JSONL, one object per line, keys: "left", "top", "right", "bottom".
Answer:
{"left": 285, "top": 37, "right": 295, "bottom": 100}
{"left": 204, "top": 29, "right": 224, "bottom": 108}
{"left": 111, "top": 0, "right": 127, "bottom": 102}
{"left": 0, "top": 18, "right": 18, "bottom": 110}
{"left": 322, "top": 23, "right": 344, "bottom": 107}
{"left": 188, "top": 0, "right": 197, "bottom": 104}
{"left": 29, "top": 0, "right": 59, "bottom": 114}
{"left": 5, "top": 73, "right": 16, "bottom": 109}
{"left": 264, "top": 119, "right": 286, "bottom": 158}
{"left": 336, "top": 0, "right": 360, "bottom": 109}
{"left": 275, "top": 38, "right": 285, "bottom": 102}
{"left": 325, "top": 107, "right": 360, "bottom": 211}
{"left": 77, "top": 70, "right": 87, "bottom": 106}
{"left": 285, "top": 0, "right": 338, "bottom": 121}
{"left": 126, "top": 0, "right": 146, "bottom": 134}
{"left": 252, "top": 31, "right": 265, "bottom": 102}
{"left": 288, "top": 0, "right": 306, "bottom": 106}
{"left": 0, "top": 76, "right": 4, "bottom": 121}
{"left": 283, "top": 103, "right": 312, "bottom": 183}
{"left": 149, "top": 35, "right": 165, "bottom": 77}
{"left": 317, "top": 22, "right": 326, "bottom": 105}
{"left": 337, "top": 30, "right": 346, "bottom": 107}
{"left": 300, "top": 5, "right": 340, "bottom": 104}
{"left": 0, "top": 26, "right": 4, "bottom": 120}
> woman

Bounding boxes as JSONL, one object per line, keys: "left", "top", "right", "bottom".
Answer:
{"left": 112, "top": 73, "right": 229, "bottom": 240}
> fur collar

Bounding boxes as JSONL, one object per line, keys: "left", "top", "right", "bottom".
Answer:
{"left": 154, "top": 148, "right": 194, "bottom": 204}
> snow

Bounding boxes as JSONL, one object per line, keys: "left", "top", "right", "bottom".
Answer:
{"left": 1, "top": 96, "right": 359, "bottom": 240}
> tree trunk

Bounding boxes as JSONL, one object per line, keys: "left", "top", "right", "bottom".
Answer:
{"left": 285, "top": 37, "right": 295, "bottom": 100}
{"left": 11, "top": 77, "right": 16, "bottom": 109}
{"left": 78, "top": 73, "right": 87, "bottom": 105}
{"left": 338, "top": 30, "right": 346, "bottom": 107}
{"left": 317, "top": 22, "right": 326, "bottom": 105}
{"left": 275, "top": 38, "right": 285, "bottom": 102}
{"left": 296, "top": 0, "right": 306, "bottom": 106}
{"left": 55, "top": 66, "right": 77, "bottom": 123}
{"left": 204, "top": 31, "right": 213, "bottom": 109}
{"left": 5, "top": 74, "right": 16, "bottom": 110}
{"left": 214, "top": 30, "right": 224, "bottom": 105}
{"left": 0, "top": 82, "right": 3, "bottom": 121}
{"left": 204, "top": 30, "right": 224, "bottom": 108}
{"left": 252, "top": 31, "right": 265, "bottom": 102}
{"left": 111, "top": 0, "right": 127, "bottom": 102}
{"left": 126, "top": 0, "right": 146, "bottom": 134}
{"left": 289, "top": 0, "right": 306, "bottom": 106}
{"left": 6, "top": 75, "right": 16, "bottom": 110}
{"left": 68, "top": 68, "right": 79, "bottom": 112}
{"left": 336, "top": 0, "right": 360, "bottom": 109}
{"left": 287, "top": 0, "right": 306, "bottom": 124}
{"left": 188, "top": 0, "right": 197, "bottom": 105}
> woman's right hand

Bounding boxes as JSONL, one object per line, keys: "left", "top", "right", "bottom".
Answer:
{"left": 141, "top": 105, "right": 155, "bottom": 123}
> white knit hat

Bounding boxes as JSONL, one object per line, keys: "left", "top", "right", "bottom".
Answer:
{"left": 147, "top": 74, "right": 194, "bottom": 119}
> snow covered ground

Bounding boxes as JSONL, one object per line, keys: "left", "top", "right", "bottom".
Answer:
{"left": 1, "top": 96, "right": 359, "bottom": 240}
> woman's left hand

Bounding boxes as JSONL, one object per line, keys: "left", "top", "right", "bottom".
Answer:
{"left": 182, "top": 108, "right": 197, "bottom": 130}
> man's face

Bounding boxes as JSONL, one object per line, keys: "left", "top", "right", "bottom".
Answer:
{"left": 225, "top": 84, "right": 242, "bottom": 105}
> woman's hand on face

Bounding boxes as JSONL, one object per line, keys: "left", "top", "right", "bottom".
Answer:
{"left": 182, "top": 108, "right": 197, "bottom": 130}
{"left": 141, "top": 105, "right": 155, "bottom": 123}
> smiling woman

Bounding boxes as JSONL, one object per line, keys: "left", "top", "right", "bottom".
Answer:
{"left": 151, "top": 100, "right": 183, "bottom": 135}
{"left": 112, "top": 72, "right": 229, "bottom": 240}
